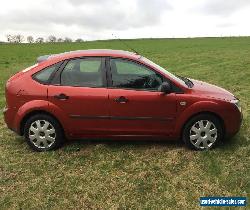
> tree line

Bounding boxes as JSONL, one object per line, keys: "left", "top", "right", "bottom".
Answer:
{"left": 6, "top": 34, "right": 84, "bottom": 43}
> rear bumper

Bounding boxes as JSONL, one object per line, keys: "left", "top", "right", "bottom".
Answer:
{"left": 3, "top": 106, "right": 20, "bottom": 135}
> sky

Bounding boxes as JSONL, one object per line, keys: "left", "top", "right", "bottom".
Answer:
{"left": 0, "top": 0, "right": 250, "bottom": 41}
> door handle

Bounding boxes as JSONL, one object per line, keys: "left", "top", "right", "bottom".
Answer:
{"left": 54, "top": 93, "right": 69, "bottom": 100}
{"left": 114, "top": 96, "right": 128, "bottom": 103}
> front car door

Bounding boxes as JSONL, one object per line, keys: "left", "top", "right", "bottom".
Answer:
{"left": 47, "top": 57, "right": 110, "bottom": 137}
{"left": 107, "top": 58, "right": 179, "bottom": 136}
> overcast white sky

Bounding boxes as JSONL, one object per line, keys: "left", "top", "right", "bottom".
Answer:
{"left": 0, "top": 0, "right": 250, "bottom": 41}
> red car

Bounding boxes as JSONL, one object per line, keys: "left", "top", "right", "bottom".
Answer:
{"left": 4, "top": 49, "right": 242, "bottom": 151}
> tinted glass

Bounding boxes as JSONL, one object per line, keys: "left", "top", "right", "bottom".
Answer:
{"left": 61, "top": 58, "right": 103, "bottom": 87}
{"left": 110, "top": 59, "right": 165, "bottom": 90}
{"left": 33, "top": 62, "right": 61, "bottom": 84}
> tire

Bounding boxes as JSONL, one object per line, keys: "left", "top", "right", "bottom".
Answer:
{"left": 182, "top": 114, "right": 223, "bottom": 150}
{"left": 24, "top": 114, "right": 64, "bottom": 151}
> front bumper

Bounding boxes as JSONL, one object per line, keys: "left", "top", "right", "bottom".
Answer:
{"left": 226, "top": 108, "right": 243, "bottom": 138}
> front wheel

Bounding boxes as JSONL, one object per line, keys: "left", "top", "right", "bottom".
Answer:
{"left": 24, "top": 114, "right": 64, "bottom": 151}
{"left": 182, "top": 114, "right": 223, "bottom": 150}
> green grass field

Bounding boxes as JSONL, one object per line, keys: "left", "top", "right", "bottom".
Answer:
{"left": 0, "top": 37, "right": 249, "bottom": 209}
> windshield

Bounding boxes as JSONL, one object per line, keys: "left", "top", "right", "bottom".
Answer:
{"left": 141, "top": 57, "right": 190, "bottom": 87}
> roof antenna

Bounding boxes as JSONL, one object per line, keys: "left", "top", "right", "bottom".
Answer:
{"left": 111, "top": 34, "right": 141, "bottom": 55}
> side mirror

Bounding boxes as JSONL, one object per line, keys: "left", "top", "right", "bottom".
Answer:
{"left": 159, "top": 81, "right": 172, "bottom": 94}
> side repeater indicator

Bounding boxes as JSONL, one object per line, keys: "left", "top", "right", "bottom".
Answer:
{"left": 180, "top": 101, "right": 187, "bottom": 106}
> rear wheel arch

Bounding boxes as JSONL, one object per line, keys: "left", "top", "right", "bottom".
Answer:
{"left": 20, "top": 110, "right": 65, "bottom": 136}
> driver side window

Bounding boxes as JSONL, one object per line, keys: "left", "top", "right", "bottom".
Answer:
{"left": 110, "top": 58, "right": 165, "bottom": 91}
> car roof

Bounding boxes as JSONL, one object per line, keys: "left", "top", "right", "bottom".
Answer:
{"left": 37, "top": 49, "right": 141, "bottom": 63}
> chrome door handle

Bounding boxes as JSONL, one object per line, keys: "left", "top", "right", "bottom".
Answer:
{"left": 54, "top": 93, "right": 69, "bottom": 100}
{"left": 114, "top": 96, "right": 128, "bottom": 103}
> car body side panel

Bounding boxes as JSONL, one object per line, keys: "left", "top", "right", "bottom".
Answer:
{"left": 47, "top": 86, "right": 110, "bottom": 136}
{"left": 5, "top": 73, "right": 48, "bottom": 133}
{"left": 173, "top": 96, "right": 242, "bottom": 138}
{"left": 13, "top": 100, "right": 50, "bottom": 134}
{"left": 108, "top": 89, "right": 177, "bottom": 135}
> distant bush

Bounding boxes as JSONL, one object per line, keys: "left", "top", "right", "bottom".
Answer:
{"left": 75, "top": 38, "right": 84, "bottom": 42}
{"left": 6, "top": 34, "right": 24, "bottom": 43}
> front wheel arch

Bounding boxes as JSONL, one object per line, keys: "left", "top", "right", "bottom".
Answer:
{"left": 181, "top": 111, "right": 225, "bottom": 142}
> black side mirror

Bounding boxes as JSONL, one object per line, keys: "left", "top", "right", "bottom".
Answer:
{"left": 159, "top": 81, "right": 172, "bottom": 94}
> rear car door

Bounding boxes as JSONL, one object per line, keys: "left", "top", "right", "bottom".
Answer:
{"left": 107, "top": 58, "right": 178, "bottom": 136}
{"left": 47, "top": 57, "right": 110, "bottom": 136}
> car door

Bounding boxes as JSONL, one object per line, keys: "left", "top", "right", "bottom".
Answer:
{"left": 107, "top": 58, "right": 178, "bottom": 136}
{"left": 47, "top": 57, "right": 110, "bottom": 136}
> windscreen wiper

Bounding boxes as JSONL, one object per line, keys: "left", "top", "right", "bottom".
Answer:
{"left": 176, "top": 75, "right": 194, "bottom": 88}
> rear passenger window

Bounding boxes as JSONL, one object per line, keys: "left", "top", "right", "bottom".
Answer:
{"left": 61, "top": 58, "right": 103, "bottom": 87}
{"left": 33, "top": 62, "right": 61, "bottom": 84}
{"left": 80, "top": 60, "right": 101, "bottom": 73}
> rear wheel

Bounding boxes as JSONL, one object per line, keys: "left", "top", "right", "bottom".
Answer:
{"left": 182, "top": 114, "right": 223, "bottom": 150}
{"left": 24, "top": 114, "right": 64, "bottom": 151}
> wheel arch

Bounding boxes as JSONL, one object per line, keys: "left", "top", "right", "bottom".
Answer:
{"left": 180, "top": 111, "right": 225, "bottom": 141}
{"left": 20, "top": 110, "right": 65, "bottom": 136}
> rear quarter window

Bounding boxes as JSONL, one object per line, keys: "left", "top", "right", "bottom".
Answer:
{"left": 33, "top": 62, "right": 62, "bottom": 84}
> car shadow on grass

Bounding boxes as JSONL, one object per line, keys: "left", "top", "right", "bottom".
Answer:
{"left": 216, "top": 133, "right": 246, "bottom": 152}
{"left": 61, "top": 132, "right": 246, "bottom": 152}
{"left": 61, "top": 138, "right": 185, "bottom": 153}
{"left": 14, "top": 133, "right": 244, "bottom": 153}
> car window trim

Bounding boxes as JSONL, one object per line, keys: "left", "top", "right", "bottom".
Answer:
{"left": 50, "top": 60, "right": 68, "bottom": 85}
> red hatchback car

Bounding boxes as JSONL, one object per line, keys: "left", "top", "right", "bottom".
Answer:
{"left": 4, "top": 49, "right": 242, "bottom": 151}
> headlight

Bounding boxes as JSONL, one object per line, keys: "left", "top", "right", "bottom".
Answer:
{"left": 231, "top": 99, "right": 241, "bottom": 112}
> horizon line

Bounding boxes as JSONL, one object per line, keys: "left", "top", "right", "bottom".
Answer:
{"left": 1, "top": 35, "right": 250, "bottom": 43}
